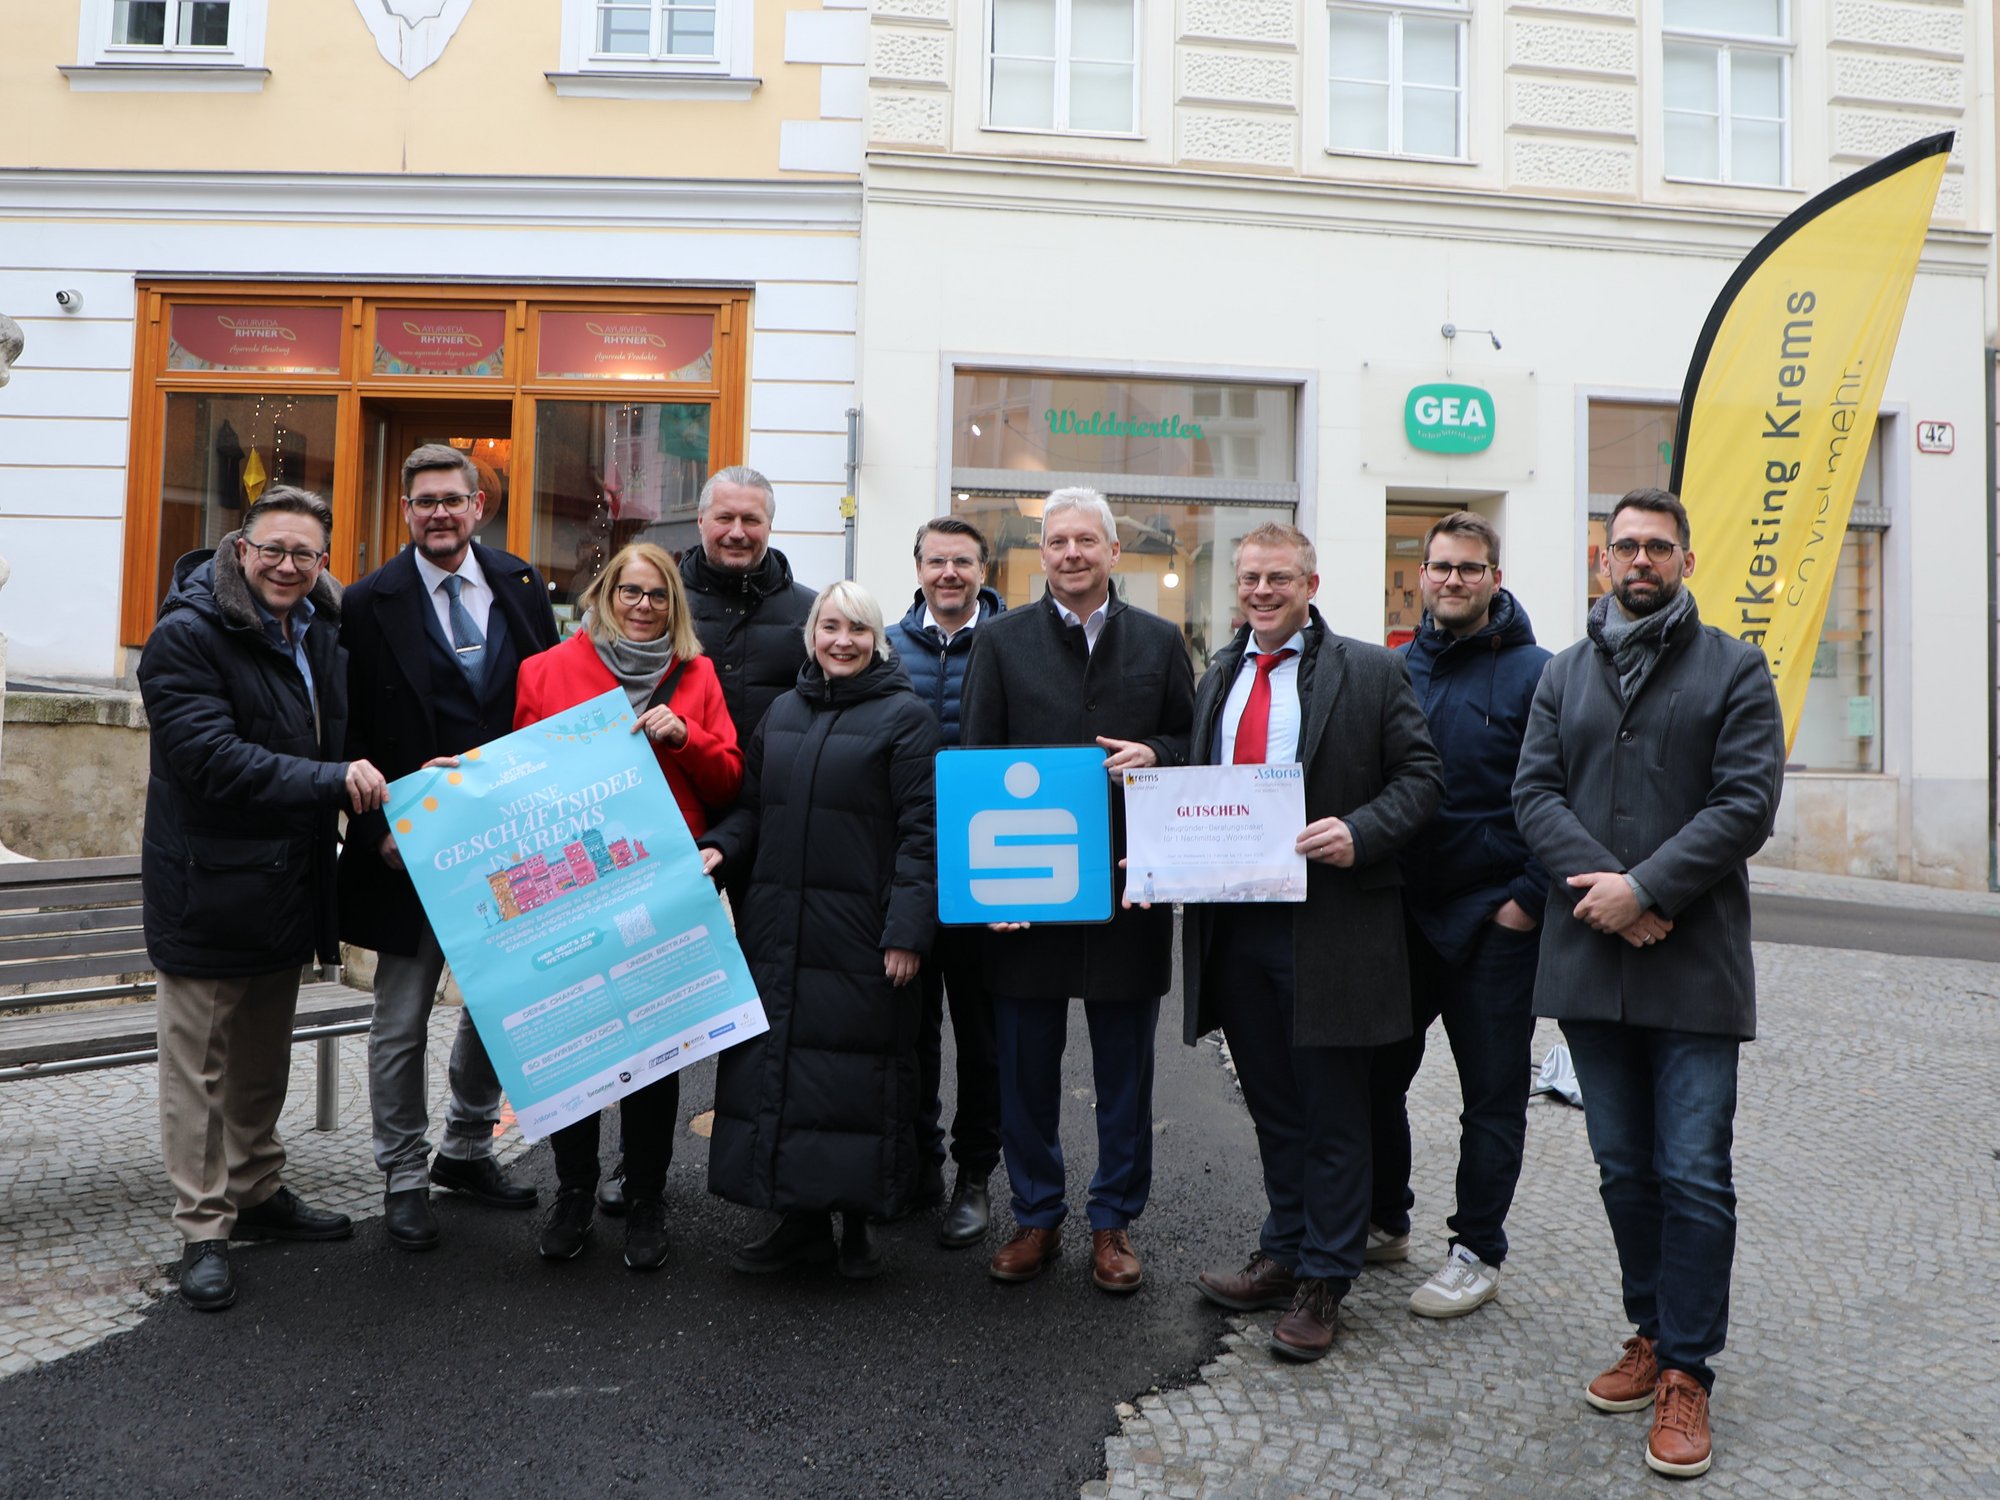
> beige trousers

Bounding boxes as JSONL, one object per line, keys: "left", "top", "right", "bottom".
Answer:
{"left": 156, "top": 967, "right": 302, "bottom": 1242}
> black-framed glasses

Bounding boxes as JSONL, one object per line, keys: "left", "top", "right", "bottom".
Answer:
{"left": 405, "top": 492, "right": 475, "bottom": 514}
{"left": 1607, "top": 538, "right": 1681, "bottom": 563}
{"left": 614, "top": 584, "right": 672, "bottom": 608}
{"left": 241, "top": 541, "right": 325, "bottom": 569}
{"left": 1421, "top": 560, "right": 1491, "bottom": 583}
{"left": 1236, "top": 571, "right": 1303, "bottom": 591}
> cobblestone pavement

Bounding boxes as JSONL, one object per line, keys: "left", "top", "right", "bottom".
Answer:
{"left": 0, "top": 1009, "right": 525, "bottom": 1379}
{"left": 1086, "top": 932, "right": 2000, "bottom": 1498}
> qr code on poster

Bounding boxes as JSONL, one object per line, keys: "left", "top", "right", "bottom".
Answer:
{"left": 614, "top": 905, "right": 656, "bottom": 946}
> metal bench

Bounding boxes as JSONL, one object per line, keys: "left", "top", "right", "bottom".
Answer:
{"left": 0, "top": 855, "right": 372, "bottom": 1130}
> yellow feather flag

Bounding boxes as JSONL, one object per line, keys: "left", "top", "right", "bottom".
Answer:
{"left": 1674, "top": 133, "right": 1949, "bottom": 752}
{"left": 241, "top": 446, "right": 268, "bottom": 505}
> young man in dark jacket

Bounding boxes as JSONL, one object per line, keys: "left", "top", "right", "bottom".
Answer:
{"left": 887, "top": 517, "right": 1005, "bottom": 1245}
{"left": 139, "top": 486, "right": 385, "bottom": 1312}
{"left": 1367, "top": 511, "right": 1551, "bottom": 1319}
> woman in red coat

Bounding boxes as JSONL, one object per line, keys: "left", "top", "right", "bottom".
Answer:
{"left": 513, "top": 541, "right": 742, "bottom": 1271}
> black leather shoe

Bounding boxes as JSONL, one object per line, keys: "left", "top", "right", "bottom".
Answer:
{"left": 538, "top": 1189, "right": 595, "bottom": 1261}
{"left": 624, "top": 1196, "right": 668, "bottom": 1272}
{"left": 597, "top": 1159, "right": 628, "bottom": 1218}
{"left": 838, "top": 1213, "right": 883, "bottom": 1281}
{"left": 729, "top": 1212, "right": 835, "bottom": 1274}
{"left": 937, "top": 1172, "right": 991, "bottom": 1248}
{"left": 179, "top": 1240, "right": 234, "bottom": 1311}
{"left": 384, "top": 1188, "right": 439, "bottom": 1252}
{"left": 431, "top": 1154, "right": 538, "bottom": 1209}
{"left": 233, "top": 1186, "right": 353, "bottom": 1242}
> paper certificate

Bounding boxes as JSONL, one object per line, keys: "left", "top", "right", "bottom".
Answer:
{"left": 382, "top": 689, "right": 767, "bottom": 1142}
{"left": 1120, "top": 763, "right": 1309, "bottom": 904}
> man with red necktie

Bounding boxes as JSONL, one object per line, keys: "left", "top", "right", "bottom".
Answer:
{"left": 1179, "top": 521, "right": 1441, "bottom": 1362}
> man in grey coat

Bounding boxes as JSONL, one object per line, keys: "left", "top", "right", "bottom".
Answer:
{"left": 1183, "top": 522, "right": 1441, "bottom": 1362}
{"left": 1514, "top": 487, "right": 1783, "bottom": 1481}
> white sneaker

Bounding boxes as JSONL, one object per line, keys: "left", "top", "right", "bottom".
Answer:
{"left": 1364, "top": 1221, "right": 1409, "bottom": 1264}
{"left": 1408, "top": 1244, "right": 1499, "bottom": 1318}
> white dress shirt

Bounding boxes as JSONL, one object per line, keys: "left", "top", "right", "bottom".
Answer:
{"left": 1053, "top": 594, "right": 1110, "bottom": 654}
{"left": 412, "top": 550, "right": 493, "bottom": 641}
{"left": 1216, "top": 630, "right": 1306, "bottom": 765}
{"left": 922, "top": 602, "right": 980, "bottom": 647}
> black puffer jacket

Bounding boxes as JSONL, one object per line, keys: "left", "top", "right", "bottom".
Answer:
{"left": 679, "top": 546, "right": 816, "bottom": 741}
{"left": 703, "top": 654, "right": 940, "bottom": 1217}
{"left": 137, "top": 538, "right": 352, "bottom": 977}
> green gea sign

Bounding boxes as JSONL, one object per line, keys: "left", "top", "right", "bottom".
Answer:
{"left": 1405, "top": 383, "right": 1495, "bottom": 454}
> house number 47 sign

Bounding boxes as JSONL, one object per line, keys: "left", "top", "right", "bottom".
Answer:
{"left": 1916, "top": 420, "right": 1954, "bottom": 454}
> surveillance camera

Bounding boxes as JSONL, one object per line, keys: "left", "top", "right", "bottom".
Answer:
{"left": 55, "top": 289, "right": 82, "bottom": 311}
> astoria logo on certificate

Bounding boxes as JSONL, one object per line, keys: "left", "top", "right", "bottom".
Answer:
{"left": 1121, "top": 764, "right": 1309, "bottom": 904}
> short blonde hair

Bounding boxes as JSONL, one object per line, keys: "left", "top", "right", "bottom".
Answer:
{"left": 1232, "top": 521, "right": 1317, "bottom": 576}
{"left": 804, "top": 579, "right": 891, "bottom": 661}
{"left": 579, "top": 543, "right": 703, "bottom": 658}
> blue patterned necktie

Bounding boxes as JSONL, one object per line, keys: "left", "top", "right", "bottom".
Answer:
{"left": 442, "top": 574, "right": 487, "bottom": 692}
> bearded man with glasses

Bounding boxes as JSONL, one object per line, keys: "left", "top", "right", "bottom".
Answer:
{"left": 1364, "top": 511, "right": 1551, "bottom": 1323}
{"left": 338, "top": 443, "right": 560, "bottom": 1253}
{"left": 1514, "top": 487, "right": 1783, "bottom": 1479}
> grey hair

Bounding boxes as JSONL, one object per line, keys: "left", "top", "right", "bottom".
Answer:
{"left": 804, "top": 579, "right": 892, "bottom": 661}
{"left": 1041, "top": 486, "right": 1118, "bottom": 545}
{"left": 698, "top": 465, "right": 776, "bottom": 517}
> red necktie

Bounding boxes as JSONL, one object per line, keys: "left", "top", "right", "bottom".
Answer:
{"left": 1232, "top": 649, "right": 1296, "bottom": 765}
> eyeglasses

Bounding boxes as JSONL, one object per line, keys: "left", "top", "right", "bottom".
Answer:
{"left": 1607, "top": 538, "right": 1682, "bottom": 563}
{"left": 242, "top": 541, "right": 325, "bottom": 569}
{"left": 921, "top": 555, "right": 982, "bottom": 572}
{"left": 614, "top": 584, "right": 672, "bottom": 608}
{"left": 1236, "top": 571, "right": 1303, "bottom": 591}
{"left": 405, "top": 493, "right": 475, "bottom": 514}
{"left": 1421, "top": 560, "right": 1491, "bottom": 583}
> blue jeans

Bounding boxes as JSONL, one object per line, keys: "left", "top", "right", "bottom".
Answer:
{"left": 1368, "top": 917, "right": 1539, "bottom": 1265}
{"left": 1562, "top": 1020, "right": 1740, "bottom": 1391}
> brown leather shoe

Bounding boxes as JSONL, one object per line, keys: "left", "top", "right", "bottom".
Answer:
{"left": 1270, "top": 1278, "right": 1340, "bottom": 1361}
{"left": 988, "top": 1225, "right": 1061, "bottom": 1282}
{"left": 1585, "top": 1334, "right": 1659, "bottom": 1413}
{"left": 1195, "top": 1250, "right": 1297, "bottom": 1311}
{"left": 1091, "top": 1228, "right": 1144, "bottom": 1294}
{"left": 1645, "top": 1371, "right": 1713, "bottom": 1478}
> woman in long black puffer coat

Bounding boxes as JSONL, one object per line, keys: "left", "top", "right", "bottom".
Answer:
{"left": 700, "top": 579, "right": 939, "bottom": 1280}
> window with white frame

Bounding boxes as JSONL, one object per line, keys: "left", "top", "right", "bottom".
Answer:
{"left": 1663, "top": 0, "right": 1789, "bottom": 186}
{"left": 553, "top": 0, "right": 754, "bottom": 92}
{"left": 74, "top": 0, "right": 267, "bottom": 73}
{"left": 987, "top": 0, "right": 1139, "bottom": 136}
{"left": 1327, "top": 1, "right": 1468, "bottom": 160}
{"left": 591, "top": 0, "right": 718, "bottom": 61}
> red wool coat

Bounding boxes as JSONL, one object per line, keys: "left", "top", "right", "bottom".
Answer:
{"left": 514, "top": 631, "right": 743, "bottom": 837}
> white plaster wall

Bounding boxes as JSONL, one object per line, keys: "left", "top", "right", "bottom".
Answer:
{"left": 0, "top": 178, "right": 863, "bottom": 681}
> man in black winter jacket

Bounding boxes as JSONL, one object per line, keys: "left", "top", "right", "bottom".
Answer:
{"left": 888, "top": 517, "right": 1005, "bottom": 1245}
{"left": 138, "top": 486, "right": 386, "bottom": 1312}
{"left": 677, "top": 465, "right": 816, "bottom": 744}
{"left": 1367, "top": 511, "right": 1551, "bottom": 1320}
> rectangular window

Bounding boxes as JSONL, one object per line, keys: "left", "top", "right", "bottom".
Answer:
{"left": 593, "top": 0, "right": 718, "bottom": 60}
{"left": 110, "top": 0, "right": 230, "bottom": 48}
{"left": 1327, "top": 1, "right": 1467, "bottom": 160}
{"left": 1663, "top": 0, "right": 1789, "bottom": 186}
{"left": 987, "top": 0, "right": 1138, "bottom": 135}
{"left": 73, "top": 0, "right": 267, "bottom": 78}
{"left": 553, "top": 0, "right": 753, "bottom": 90}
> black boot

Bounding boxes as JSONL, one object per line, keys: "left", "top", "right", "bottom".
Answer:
{"left": 838, "top": 1212, "right": 883, "bottom": 1281}
{"left": 179, "top": 1240, "right": 234, "bottom": 1311}
{"left": 937, "top": 1171, "right": 991, "bottom": 1248}
{"left": 728, "top": 1212, "right": 835, "bottom": 1274}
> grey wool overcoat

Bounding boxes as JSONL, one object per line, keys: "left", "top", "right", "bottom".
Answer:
{"left": 1512, "top": 601, "right": 1784, "bottom": 1040}
{"left": 1180, "top": 612, "right": 1444, "bottom": 1050}
{"left": 959, "top": 586, "right": 1195, "bottom": 1003}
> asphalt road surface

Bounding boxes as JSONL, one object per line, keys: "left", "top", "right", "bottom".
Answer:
{"left": 1751, "top": 892, "right": 2000, "bottom": 962}
{"left": 0, "top": 995, "right": 1270, "bottom": 1500}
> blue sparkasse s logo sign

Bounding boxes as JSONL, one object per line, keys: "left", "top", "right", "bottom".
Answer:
{"left": 934, "top": 748, "right": 1114, "bottom": 925}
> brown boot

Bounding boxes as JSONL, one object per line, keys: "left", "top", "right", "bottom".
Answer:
{"left": 1090, "top": 1228, "right": 1144, "bottom": 1294}
{"left": 988, "top": 1225, "right": 1061, "bottom": 1282}
{"left": 1270, "top": 1278, "right": 1340, "bottom": 1361}
{"left": 1645, "top": 1371, "right": 1713, "bottom": 1478}
{"left": 1195, "top": 1250, "right": 1298, "bottom": 1311}
{"left": 1585, "top": 1334, "right": 1659, "bottom": 1413}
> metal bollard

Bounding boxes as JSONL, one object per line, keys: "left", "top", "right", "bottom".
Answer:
{"left": 315, "top": 1035, "right": 340, "bottom": 1131}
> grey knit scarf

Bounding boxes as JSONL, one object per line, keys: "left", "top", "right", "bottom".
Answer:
{"left": 591, "top": 625, "right": 681, "bottom": 712}
{"left": 1588, "top": 585, "right": 1696, "bottom": 704}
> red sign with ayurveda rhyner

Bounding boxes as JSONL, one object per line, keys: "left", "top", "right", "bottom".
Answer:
{"left": 536, "top": 312, "right": 714, "bottom": 382}
{"left": 374, "top": 308, "right": 507, "bottom": 377}
{"left": 166, "top": 305, "right": 345, "bottom": 373}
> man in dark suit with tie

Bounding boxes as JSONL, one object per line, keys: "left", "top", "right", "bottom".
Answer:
{"left": 339, "top": 444, "right": 561, "bottom": 1251}
{"left": 1181, "top": 521, "right": 1441, "bottom": 1361}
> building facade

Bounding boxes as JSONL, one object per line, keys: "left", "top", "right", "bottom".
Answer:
{"left": 855, "top": 0, "right": 1995, "bottom": 888}
{"left": 0, "top": 0, "right": 868, "bottom": 675}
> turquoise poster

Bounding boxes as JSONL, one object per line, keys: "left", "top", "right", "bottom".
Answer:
{"left": 383, "top": 688, "right": 766, "bottom": 1142}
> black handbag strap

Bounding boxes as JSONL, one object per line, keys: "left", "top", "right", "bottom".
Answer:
{"left": 644, "top": 658, "right": 688, "bottom": 713}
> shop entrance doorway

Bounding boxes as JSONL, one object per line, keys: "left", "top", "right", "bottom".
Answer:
{"left": 359, "top": 401, "right": 514, "bottom": 579}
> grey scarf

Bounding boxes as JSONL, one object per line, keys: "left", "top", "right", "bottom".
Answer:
{"left": 1588, "top": 585, "right": 1696, "bottom": 704}
{"left": 591, "top": 626, "right": 681, "bottom": 712}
